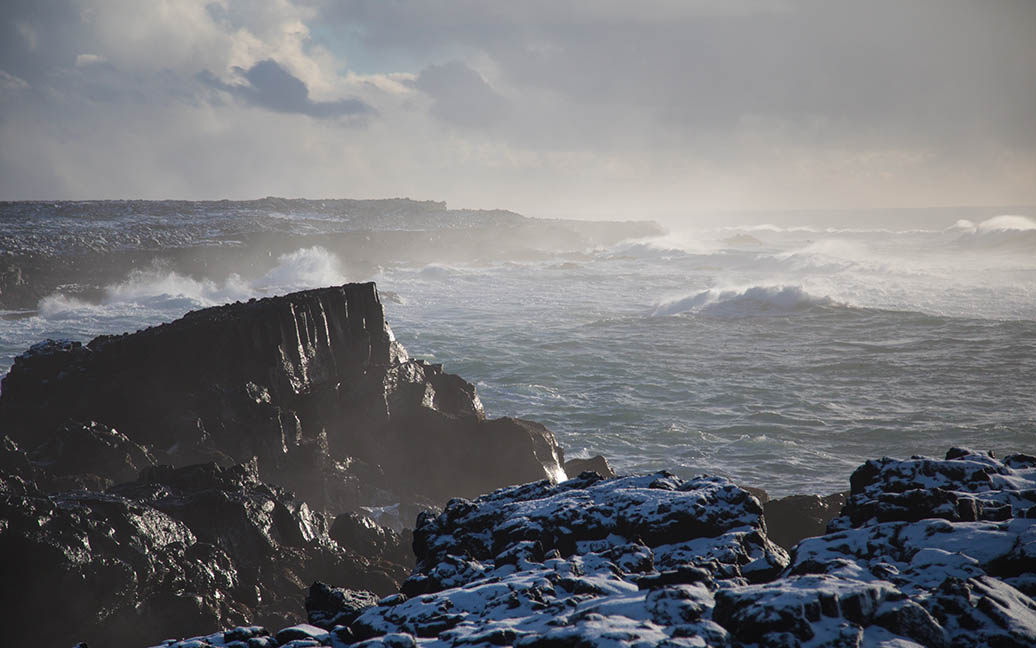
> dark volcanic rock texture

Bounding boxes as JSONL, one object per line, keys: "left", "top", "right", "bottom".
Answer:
{"left": 0, "top": 282, "right": 566, "bottom": 508}
{"left": 0, "top": 456, "right": 411, "bottom": 647}
{"left": 152, "top": 449, "right": 1036, "bottom": 648}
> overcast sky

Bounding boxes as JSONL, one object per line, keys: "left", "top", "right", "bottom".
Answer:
{"left": 1, "top": 1, "right": 1034, "bottom": 217}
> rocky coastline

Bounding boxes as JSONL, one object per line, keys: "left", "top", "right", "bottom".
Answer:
{"left": 1, "top": 283, "right": 1033, "bottom": 647}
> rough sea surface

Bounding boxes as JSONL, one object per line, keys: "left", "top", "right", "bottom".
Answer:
{"left": 2, "top": 203, "right": 1034, "bottom": 496}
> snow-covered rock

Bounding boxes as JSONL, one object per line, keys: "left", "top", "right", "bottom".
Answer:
{"left": 147, "top": 449, "right": 1036, "bottom": 647}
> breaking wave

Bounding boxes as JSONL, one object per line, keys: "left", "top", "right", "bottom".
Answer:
{"left": 39, "top": 246, "right": 346, "bottom": 314}
{"left": 952, "top": 215, "right": 1036, "bottom": 233}
{"left": 652, "top": 285, "right": 844, "bottom": 317}
{"left": 951, "top": 216, "right": 1036, "bottom": 251}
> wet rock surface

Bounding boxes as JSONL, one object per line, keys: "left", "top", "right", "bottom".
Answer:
{"left": 0, "top": 283, "right": 577, "bottom": 647}
{"left": 0, "top": 283, "right": 567, "bottom": 507}
{"left": 2, "top": 283, "right": 1033, "bottom": 647}
{"left": 0, "top": 456, "right": 412, "bottom": 647}
{"left": 151, "top": 449, "right": 1036, "bottom": 648}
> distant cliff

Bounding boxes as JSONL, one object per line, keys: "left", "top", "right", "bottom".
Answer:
{"left": 0, "top": 199, "right": 664, "bottom": 309}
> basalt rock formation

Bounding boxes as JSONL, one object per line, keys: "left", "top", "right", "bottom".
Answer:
{"left": 152, "top": 449, "right": 1036, "bottom": 648}
{"left": 763, "top": 491, "right": 849, "bottom": 551}
{"left": 0, "top": 282, "right": 566, "bottom": 509}
{"left": 0, "top": 445, "right": 411, "bottom": 648}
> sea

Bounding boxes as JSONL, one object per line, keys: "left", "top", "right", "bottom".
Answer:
{"left": 2, "top": 202, "right": 1034, "bottom": 497}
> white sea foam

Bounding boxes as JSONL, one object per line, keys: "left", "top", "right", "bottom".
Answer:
{"left": 36, "top": 246, "right": 347, "bottom": 316}
{"left": 418, "top": 263, "right": 464, "bottom": 279}
{"left": 104, "top": 267, "right": 252, "bottom": 308}
{"left": 253, "top": 246, "right": 347, "bottom": 292}
{"left": 652, "top": 285, "right": 842, "bottom": 317}
{"left": 38, "top": 293, "right": 102, "bottom": 318}
{"left": 952, "top": 215, "right": 1036, "bottom": 251}
{"left": 977, "top": 215, "right": 1036, "bottom": 233}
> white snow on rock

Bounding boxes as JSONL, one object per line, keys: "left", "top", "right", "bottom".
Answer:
{"left": 150, "top": 450, "right": 1036, "bottom": 647}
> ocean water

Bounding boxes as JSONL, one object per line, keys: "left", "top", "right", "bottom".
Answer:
{"left": 2, "top": 208, "right": 1034, "bottom": 496}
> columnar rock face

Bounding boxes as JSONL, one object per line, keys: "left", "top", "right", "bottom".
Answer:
{"left": 0, "top": 282, "right": 566, "bottom": 508}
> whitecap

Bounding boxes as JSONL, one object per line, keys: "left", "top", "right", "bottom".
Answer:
{"left": 653, "top": 285, "right": 843, "bottom": 317}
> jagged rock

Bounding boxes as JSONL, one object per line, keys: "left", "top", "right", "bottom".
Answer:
{"left": 832, "top": 448, "right": 1036, "bottom": 529}
{"left": 0, "top": 471, "right": 240, "bottom": 647}
{"left": 306, "top": 582, "right": 380, "bottom": 630}
{"left": 740, "top": 484, "right": 770, "bottom": 503}
{"left": 31, "top": 420, "right": 156, "bottom": 488}
{"left": 763, "top": 491, "right": 848, "bottom": 551}
{"left": 0, "top": 459, "right": 411, "bottom": 648}
{"left": 345, "top": 471, "right": 787, "bottom": 645}
{"left": 149, "top": 449, "right": 1036, "bottom": 648}
{"left": 563, "top": 454, "right": 617, "bottom": 478}
{"left": 330, "top": 512, "right": 411, "bottom": 567}
{"left": 0, "top": 283, "right": 567, "bottom": 507}
{"left": 775, "top": 448, "right": 1036, "bottom": 648}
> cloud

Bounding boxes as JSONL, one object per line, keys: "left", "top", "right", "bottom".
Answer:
{"left": 411, "top": 61, "right": 505, "bottom": 127}
{"left": 0, "top": 70, "right": 30, "bottom": 91}
{"left": 0, "top": 0, "right": 1033, "bottom": 214}
{"left": 199, "top": 58, "right": 373, "bottom": 119}
{"left": 74, "top": 53, "right": 106, "bottom": 67}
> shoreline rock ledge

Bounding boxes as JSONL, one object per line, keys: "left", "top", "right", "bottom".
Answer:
{"left": 0, "top": 282, "right": 567, "bottom": 509}
{"left": 152, "top": 448, "right": 1036, "bottom": 648}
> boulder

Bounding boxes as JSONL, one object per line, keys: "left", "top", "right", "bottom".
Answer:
{"left": 763, "top": 491, "right": 848, "bottom": 551}
{"left": 305, "top": 582, "right": 380, "bottom": 630}
{"left": 563, "top": 454, "right": 617, "bottom": 478}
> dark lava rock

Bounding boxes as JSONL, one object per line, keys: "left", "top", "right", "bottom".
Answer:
{"left": 330, "top": 512, "right": 412, "bottom": 567}
{"left": 563, "top": 454, "right": 617, "bottom": 478}
{"left": 763, "top": 491, "right": 848, "bottom": 551}
{"left": 306, "top": 581, "right": 381, "bottom": 629}
{"left": 833, "top": 448, "right": 1036, "bottom": 529}
{"left": 31, "top": 420, "right": 156, "bottom": 487}
{"left": 346, "top": 471, "right": 787, "bottom": 645}
{"left": 0, "top": 459, "right": 411, "bottom": 648}
{"left": 0, "top": 470, "right": 238, "bottom": 647}
{"left": 0, "top": 283, "right": 566, "bottom": 508}
{"left": 149, "top": 449, "right": 1036, "bottom": 648}
{"left": 775, "top": 448, "right": 1036, "bottom": 648}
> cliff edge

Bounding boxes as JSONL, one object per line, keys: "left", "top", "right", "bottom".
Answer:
{"left": 0, "top": 282, "right": 566, "bottom": 510}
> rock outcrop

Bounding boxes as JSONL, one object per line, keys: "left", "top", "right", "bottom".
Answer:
{"left": 763, "top": 490, "right": 849, "bottom": 551}
{"left": 0, "top": 283, "right": 574, "bottom": 646}
{"left": 0, "top": 283, "right": 566, "bottom": 508}
{"left": 0, "top": 450, "right": 412, "bottom": 648}
{"left": 150, "top": 449, "right": 1036, "bottom": 648}
{"left": 730, "top": 448, "right": 1036, "bottom": 648}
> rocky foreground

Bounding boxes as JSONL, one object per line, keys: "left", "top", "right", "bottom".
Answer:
{"left": 1, "top": 283, "right": 1034, "bottom": 646}
{"left": 147, "top": 449, "right": 1036, "bottom": 648}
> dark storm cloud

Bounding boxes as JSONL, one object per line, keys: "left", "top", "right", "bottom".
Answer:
{"left": 316, "top": 0, "right": 1036, "bottom": 152}
{"left": 198, "top": 59, "right": 373, "bottom": 119}
{"left": 0, "top": 0, "right": 1033, "bottom": 208}
{"left": 411, "top": 61, "right": 505, "bottom": 127}
{"left": 0, "top": 0, "right": 85, "bottom": 82}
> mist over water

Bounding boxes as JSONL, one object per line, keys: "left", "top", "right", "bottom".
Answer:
{"left": 2, "top": 209, "right": 1034, "bottom": 496}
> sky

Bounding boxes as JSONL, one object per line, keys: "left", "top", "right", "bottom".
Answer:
{"left": 1, "top": 1, "right": 1034, "bottom": 218}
